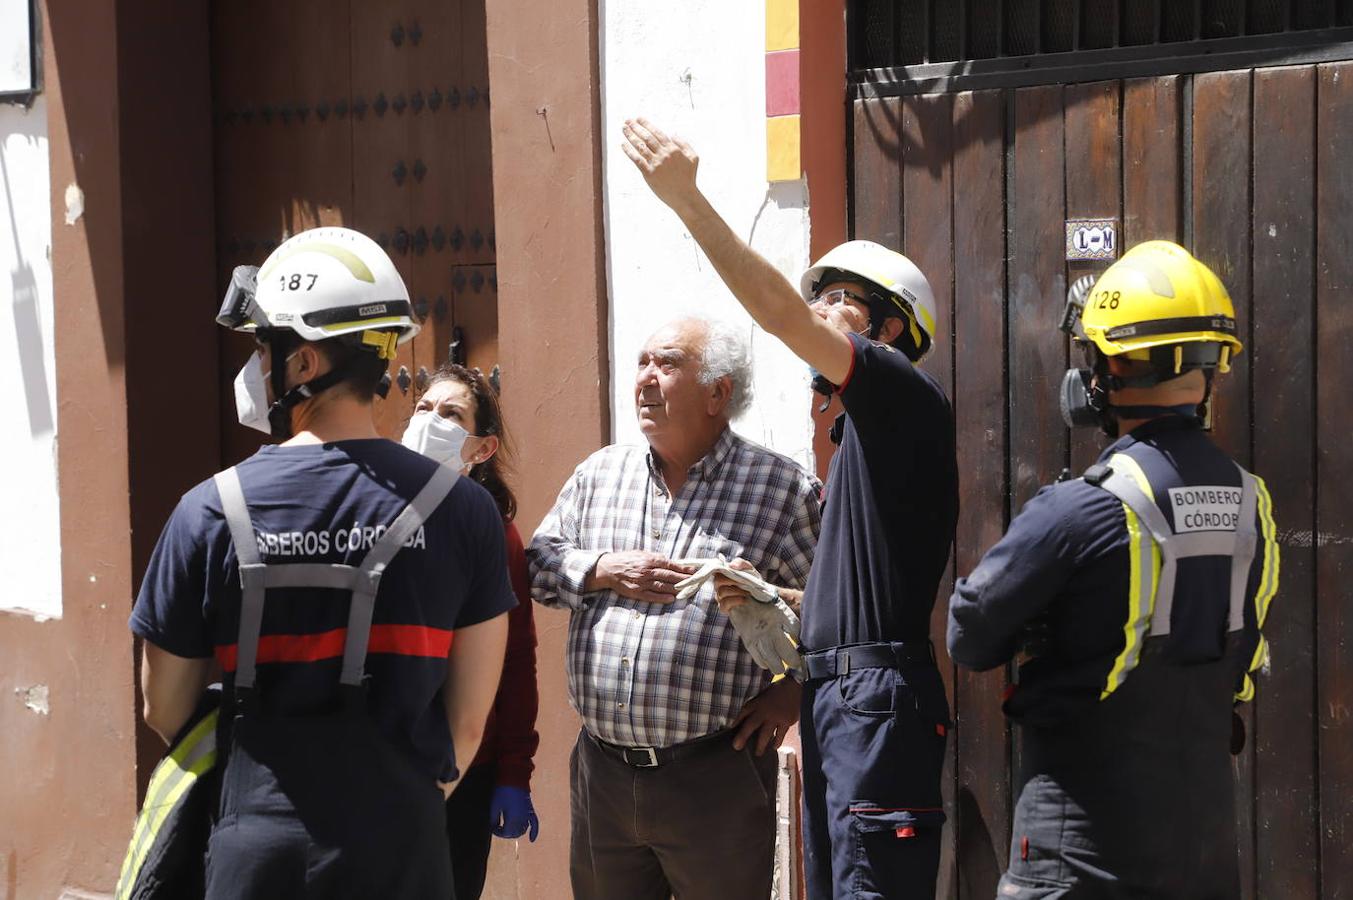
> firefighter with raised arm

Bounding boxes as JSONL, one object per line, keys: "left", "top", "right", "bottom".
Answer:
{"left": 948, "top": 241, "right": 1280, "bottom": 898}
{"left": 623, "top": 117, "right": 958, "bottom": 900}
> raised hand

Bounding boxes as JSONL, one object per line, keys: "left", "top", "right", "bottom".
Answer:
{"left": 620, "top": 118, "right": 702, "bottom": 213}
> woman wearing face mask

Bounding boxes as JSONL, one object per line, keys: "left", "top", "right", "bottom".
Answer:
{"left": 401, "top": 363, "right": 541, "bottom": 900}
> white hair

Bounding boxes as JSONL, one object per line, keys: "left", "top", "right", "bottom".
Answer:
{"left": 693, "top": 317, "right": 754, "bottom": 420}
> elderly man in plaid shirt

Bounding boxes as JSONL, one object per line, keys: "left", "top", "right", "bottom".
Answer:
{"left": 529, "top": 315, "right": 821, "bottom": 900}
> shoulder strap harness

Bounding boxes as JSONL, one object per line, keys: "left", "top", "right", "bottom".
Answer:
{"left": 213, "top": 463, "right": 460, "bottom": 700}
{"left": 1083, "top": 453, "right": 1265, "bottom": 701}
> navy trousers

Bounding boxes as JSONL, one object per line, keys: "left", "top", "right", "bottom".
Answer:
{"left": 996, "top": 641, "right": 1244, "bottom": 899}
{"left": 205, "top": 707, "right": 452, "bottom": 900}
{"left": 800, "top": 651, "right": 950, "bottom": 899}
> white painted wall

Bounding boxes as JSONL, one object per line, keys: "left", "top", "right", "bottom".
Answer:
{"left": 600, "top": 0, "right": 815, "bottom": 470}
{"left": 0, "top": 96, "right": 61, "bottom": 618}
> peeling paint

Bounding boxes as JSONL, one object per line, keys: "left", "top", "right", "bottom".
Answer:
{"left": 64, "top": 183, "right": 84, "bottom": 225}
{"left": 1278, "top": 528, "right": 1353, "bottom": 548}
{"left": 15, "top": 684, "right": 50, "bottom": 715}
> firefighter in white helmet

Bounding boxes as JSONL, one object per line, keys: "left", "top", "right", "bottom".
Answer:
{"left": 129, "top": 227, "right": 514, "bottom": 899}
{"left": 623, "top": 119, "right": 957, "bottom": 900}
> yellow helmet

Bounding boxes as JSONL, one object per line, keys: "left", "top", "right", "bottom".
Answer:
{"left": 1068, "top": 241, "right": 1243, "bottom": 372}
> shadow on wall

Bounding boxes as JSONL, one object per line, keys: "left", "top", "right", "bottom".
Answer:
{"left": 44, "top": 2, "right": 124, "bottom": 370}
{"left": 1, "top": 141, "right": 54, "bottom": 439}
{"left": 747, "top": 180, "right": 809, "bottom": 253}
{"left": 8, "top": 262, "right": 51, "bottom": 438}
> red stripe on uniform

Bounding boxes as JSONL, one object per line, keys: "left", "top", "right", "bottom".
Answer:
{"left": 215, "top": 625, "right": 454, "bottom": 672}
{"left": 368, "top": 624, "right": 454, "bottom": 658}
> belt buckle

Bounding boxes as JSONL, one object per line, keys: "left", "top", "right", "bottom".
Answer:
{"left": 625, "top": 747, "right": 660, "bottom": 768}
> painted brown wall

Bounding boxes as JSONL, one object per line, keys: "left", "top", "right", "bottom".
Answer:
{"left": 802, "top": 0, "right": 848, "bottom": 263}
{"left": 482, "top": 0, "right": 610, "bottom": 893}
{"left": 0, "top": 1, "right": 218, "bottom": 895}
{"left": 802, "top": 0, "right": 848, "bottom": 482}
{"left": 0, "top": 1, "right": 138, "bottom": 896}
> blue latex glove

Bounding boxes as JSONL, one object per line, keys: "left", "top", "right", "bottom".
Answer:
{"left": 489, "top": 785, "right": 540, "bottom": 842}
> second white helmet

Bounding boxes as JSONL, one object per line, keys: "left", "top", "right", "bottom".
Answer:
{"left": 800, "top": 240, "right": 937, "bottom": 360}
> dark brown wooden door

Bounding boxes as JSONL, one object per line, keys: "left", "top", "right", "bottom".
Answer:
{"left": 210, "top": 0, "right": 497, "bottom": 464}
{"left": 852, "top": 63, "right": 1353, "bottom": 899}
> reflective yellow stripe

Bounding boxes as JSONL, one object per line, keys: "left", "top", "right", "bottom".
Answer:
{"left": 915, "top": 305, "right": 936, "bottom": 340}
{"left": 121, "top": 745, "right": 218, "bottom": 898}
{"left": 116, "top": 712, "right": 218, "bottom": 899}
{"left": 1100, "top": 453, "right": 1161, "bottom": 700}
{"left": 1101, "top": 502, "right": 1160, "bottom": 699}
{"left": 117, "top": 723, "right": 202, "bottom": 897}
{"left": 1253, "top": 475, "right": 1280, "bottom": 627}
{"left": 1247, "top": 635, "right": 1269, "bottom": 674}
{"left": 1231, "top": 477, "right": 1277, "bottom": 704}
{"left": 129, "top": 746, "right": 218, "bottom": 892}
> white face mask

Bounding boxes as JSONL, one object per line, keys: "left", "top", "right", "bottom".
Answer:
{"left": 233, "top": 352, "right": 274, "bottom": 434}
{"left": 232, "top": 350, "right": 298, "bottom": 435}
{"left": 401, "top": 412, "right": 471, "bottom": 468}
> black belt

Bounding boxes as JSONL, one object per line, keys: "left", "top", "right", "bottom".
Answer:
{"left": 803, "top": 641, "right": 935, "bottom": 682}
{"left": 586, "top": 728, "right": 734, "bottom": 769}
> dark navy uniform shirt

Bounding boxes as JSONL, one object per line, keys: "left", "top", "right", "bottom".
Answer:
{"left": 947, "top": 417, "right": 1279, "bottom": 726}
{"left": 130, "top": 439, "right": 517, "bottom": 780}
{"left": 801, "top": 332, "right": 959, "bottom": 650}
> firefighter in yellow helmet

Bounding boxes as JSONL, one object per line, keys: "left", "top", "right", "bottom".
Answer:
{"left": 1059, "top": 239, "right": 1244, "bottom": 436}
{"left": 949, "top": 241, "right": 1280, "bottom": 897}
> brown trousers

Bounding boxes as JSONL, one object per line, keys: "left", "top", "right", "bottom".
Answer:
{"left": 569, "top": 729, "right": 778, "bottom": 900}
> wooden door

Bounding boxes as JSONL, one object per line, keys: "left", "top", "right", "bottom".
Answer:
{"left": 211, "top": 0, "right": 497, "bottom": 464}
{"left": 852, "top": 63, "right": 1353, "bottom": 898}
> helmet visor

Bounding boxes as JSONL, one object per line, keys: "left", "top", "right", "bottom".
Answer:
{"left": 216, "top": 265, "right": 266, "bottom": 330}
{"left": 1059, "top": 274, "right": 1097, "bottom": 339}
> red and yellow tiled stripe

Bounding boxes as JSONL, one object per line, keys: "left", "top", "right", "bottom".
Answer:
{"left": 766, "top": 0, "right": 800, "bottom": 182}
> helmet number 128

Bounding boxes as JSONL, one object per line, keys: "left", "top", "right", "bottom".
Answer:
{"left": 1096, "top": 290, "right": 1121, "bottom": 310}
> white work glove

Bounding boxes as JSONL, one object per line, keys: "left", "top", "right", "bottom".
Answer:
{"left": 727, "top": 598, "right": 804, "bottom": 678}
{"left": 673, "top": 557, "right": 802, "bottom": 676}
{"left": 673, "top": 557, "right": 778, "bottom": 604}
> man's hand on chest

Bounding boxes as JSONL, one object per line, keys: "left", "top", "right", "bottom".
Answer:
{"left": 585, "top": 550, "right": 698, "bottom": 604}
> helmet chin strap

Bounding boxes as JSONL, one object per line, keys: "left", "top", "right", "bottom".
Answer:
{"left": 267, "top": 368, "right": 353, "bottom": 440}
{"left": 262, "top": 333, "right": 372, "bottom": 440}
{"left": 1108, "top": 402, "right": 1202, "bottom": 421}
{"left": 1090, "top": 347, "right": 1211, "bottom": 436}
{"left": 266, "top": 331, "right": 293, "bottom": 440}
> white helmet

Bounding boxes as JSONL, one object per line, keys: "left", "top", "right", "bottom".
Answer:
{"left": 219, "top": 227, "right": 418, "bottom": 356}
{"left": 800, "top": 240, "right": 937, "bottom": 360}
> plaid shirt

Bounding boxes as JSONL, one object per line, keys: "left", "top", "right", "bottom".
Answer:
{"left": 528, "top": 428, "right": 821, "bottom": 748}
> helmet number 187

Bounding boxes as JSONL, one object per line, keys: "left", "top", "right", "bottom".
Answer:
{"left": 281, "top": 273, "right": 319, "bottom": 291}
{"left": 1095, "top": 290, "right": 1121, "bottom": 310}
